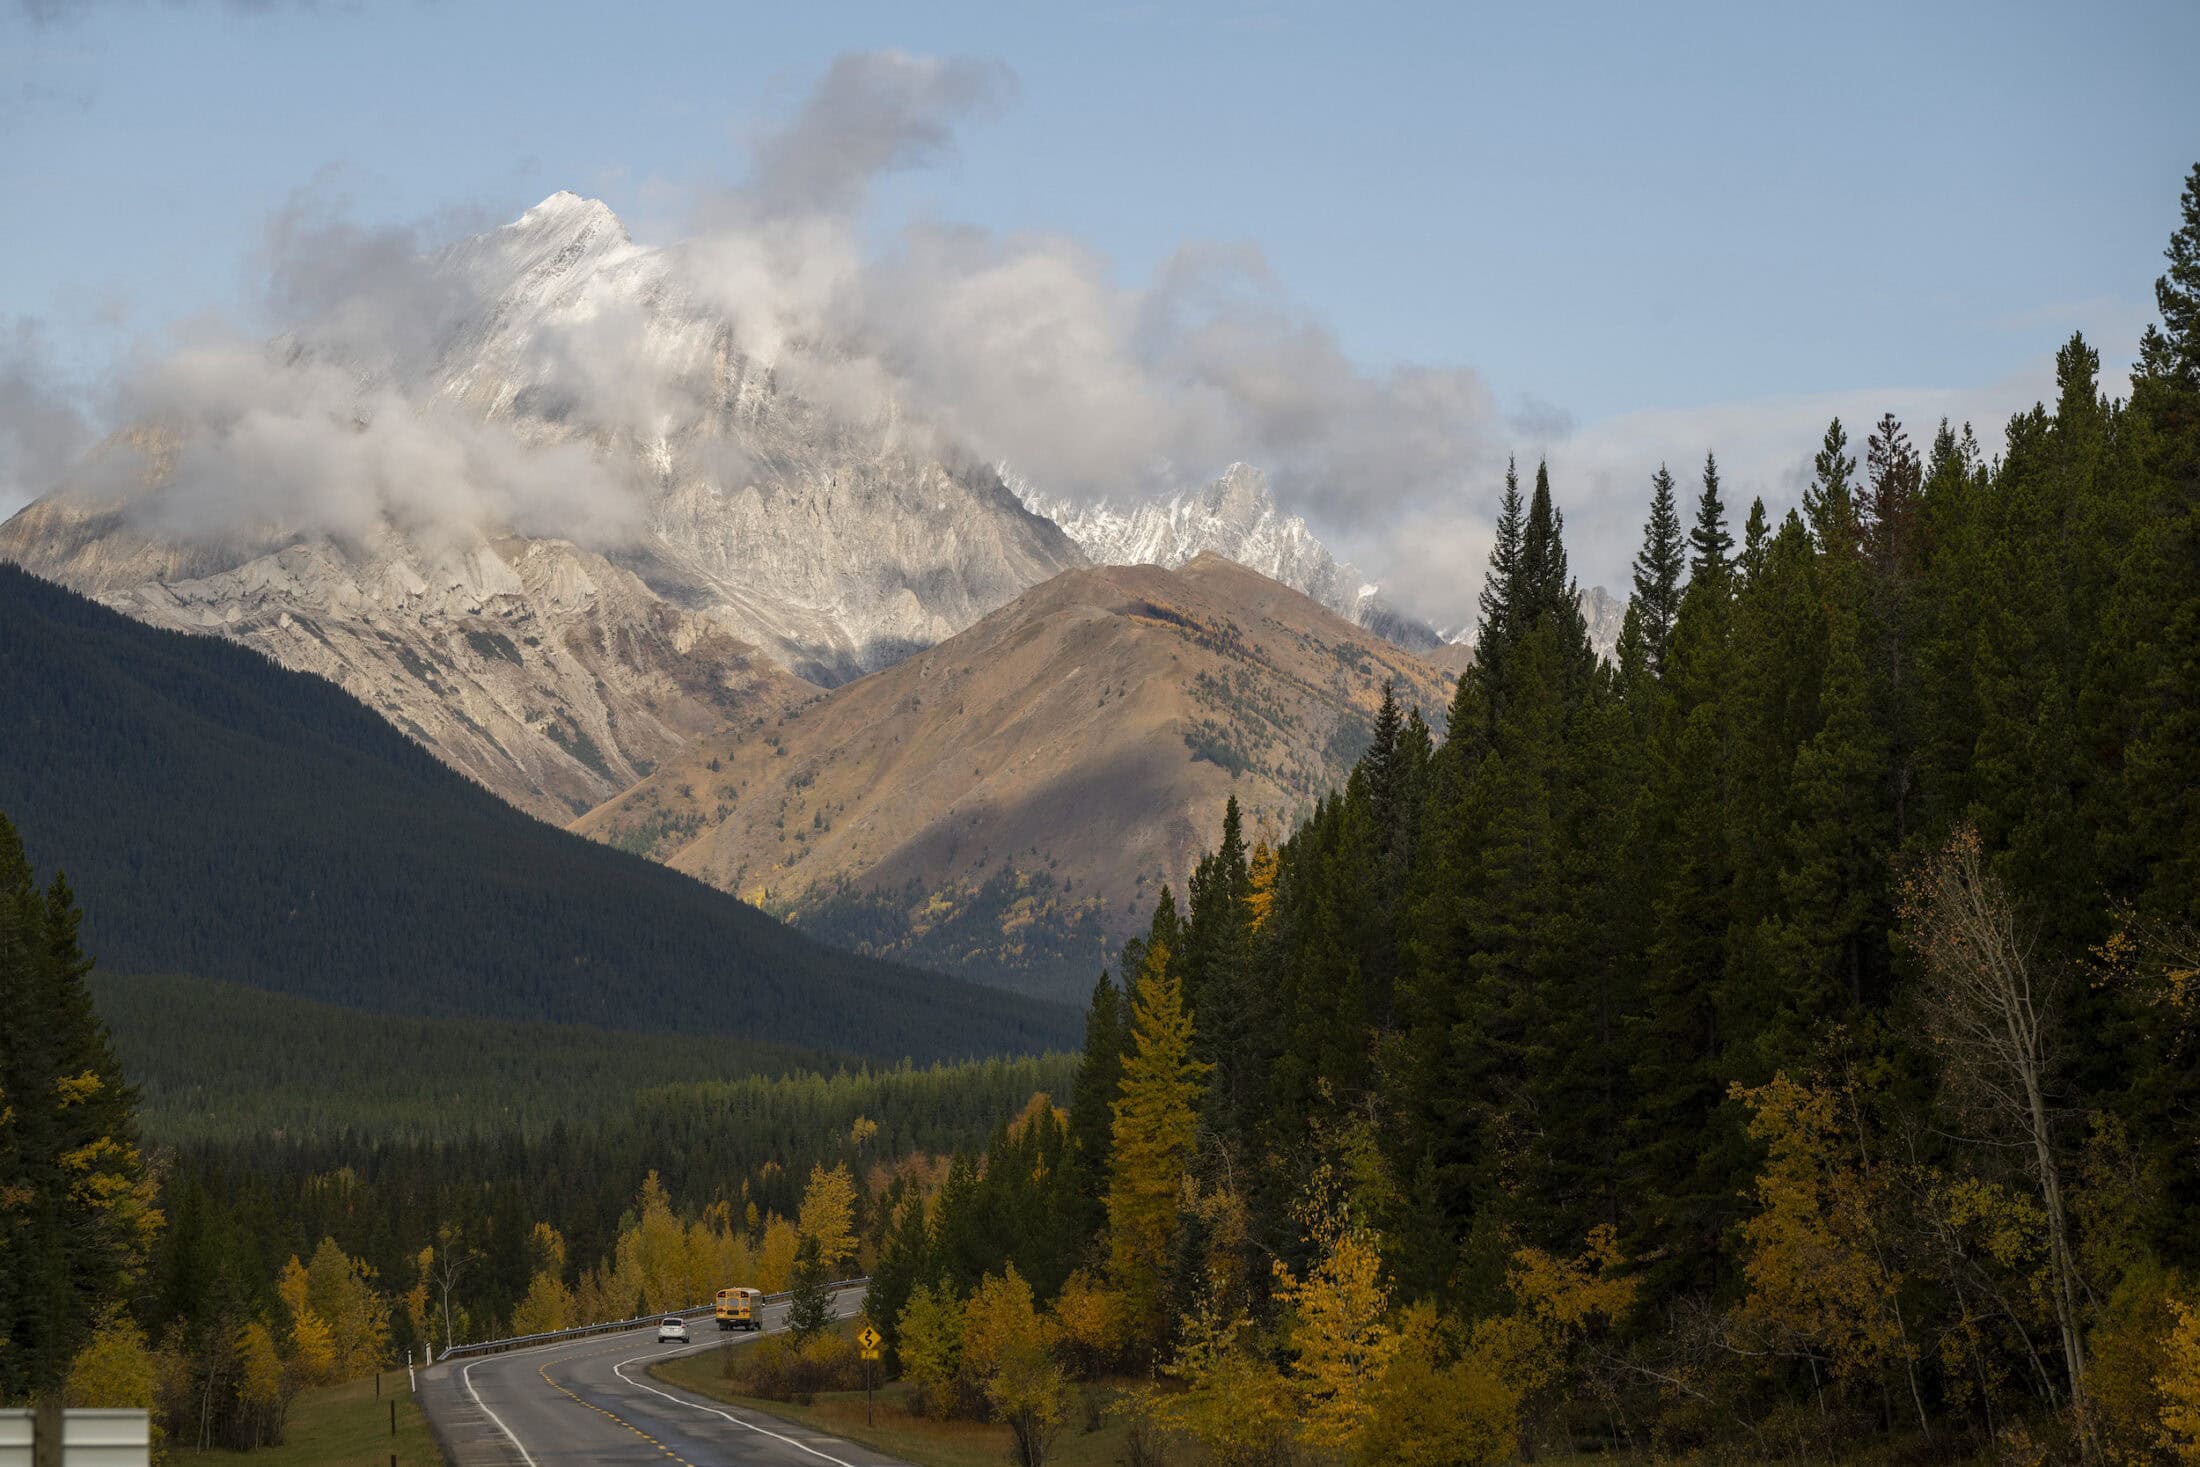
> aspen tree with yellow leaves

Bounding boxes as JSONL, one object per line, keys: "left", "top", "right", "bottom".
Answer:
{"left": 2160, "top": 1294, "right": 2200, "bottom": 1461}
{"left": 798, "top": 1160, "right": 859, "bottom": 1271}
{"left": 1271, "top": 1164, "right": 1398, "bottom": 1453}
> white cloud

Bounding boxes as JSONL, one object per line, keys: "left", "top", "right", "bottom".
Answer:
{"left": 79, "top": 331, "right": 642, "bottom": 554}
{"left": 0, "top": 318, "right": 91, "bottom": 521}
{"left": 6, "top": 46, "right": 2133, "bottom": 648}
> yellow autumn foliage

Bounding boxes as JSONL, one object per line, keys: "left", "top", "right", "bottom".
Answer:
{"left": 288, "top": 1309, "right": 335, "bottom": 1384}
{"left": 2160, "top": 1292, "right": 2200, "bottom": 1461}
{"left": 235, "top": 1320, "right": 286, "bottom": 1414}
{"left": 1357, "top": 1304, "right": 1523, "bottom": 1467}
{"left": 798, "top": 1161, "right": 859, "bottom": 1270}
{"left": 756, "top": 1212, "right": 800, "bottom": 1293}
{"left": 64, "top": 1313, "right": 158, "bottom": 1408}
{"left": 1158, "top": 1297, "right": 1294, "bottom": 1467}
{"left": 527, "top": 1221, "right": 566, "bottom": 1276}
{"left": 1273, "top": 1165, "right": 1398, "bottom": 1453}
{"left": 895, "top": 1282, "right": 966, "bottom": 1420}
{"left": 1050, "top": 1268, "right": 1125, "bottom": 1378}
{"left": 300, "top": 1236, "right": 390, "bottom": 1378}
{"left": 1733, "top": 1072, "right": 1909, "bottom": 1383}
{"left": 511, "top": 1270, "right": 575, "bottom": 1337}
{"left": 1105, "top": 938, "right": 1209, "bottom": 1349}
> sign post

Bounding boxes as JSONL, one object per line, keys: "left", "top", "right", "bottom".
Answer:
{"left": 857, "top": 1323, "right": 883, "bottom": 1426}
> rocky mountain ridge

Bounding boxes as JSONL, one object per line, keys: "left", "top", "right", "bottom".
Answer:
{"left": 0, "top": 192, "right": 1084, "bottom": 815}
{"left": 574, "top": 552, "right": 1455, "bottom": 998}
{"left": 1014, "top": 462, "right": 1442, "bottom": 651}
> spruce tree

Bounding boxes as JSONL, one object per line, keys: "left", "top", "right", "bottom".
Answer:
{"left": 1739, "top": 497, "right": 1770, "bottom": 583}
{"left": 1066, "top": 973, "right": 1124, "bottom": 1226}
{"left": 1475, "top": 458, "right": 1527, "bottom": 687}
{"left": 1864, "top": 413, "right": 1926, "bottom": 844}
{"left": 1184, "top": 798, "right": 1259, "bottom": 1151}
{"left": 864, "top": 1188, "right": 930, "bottom": 1367}
{"left": 1365, "top": 682, "right": 1403, "bottom": 831}
{"left": 1630, "top": 464, "right": 1687, "bottom": 677}
{"left": 785, "top": 1234, "right": 832, "bottom": 1340}
{"left": 0, "top": 811, "right": 158, "bottom": 1405}
{"left": 2136, "top": 162, "right": 2200, "bottom": 390}
{"left": 1519, "top": 461, "right": 1593, "bottom": 682}
{"left": 1689, "top": 451, "right": 1734, "bottom": 583}
{"left": 2114, "top": 179, "right": 2200, "bottom": 930}
{"left": 1803, "top": 417, "right": 1860, "bottom": 552}
{"left": 1623, "top": 505, "right": 1740, "bottom": 1293}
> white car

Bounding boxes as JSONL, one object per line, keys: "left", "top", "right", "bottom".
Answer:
{"left": 657, "top": 1316, "right": 689, "bottom": 1343}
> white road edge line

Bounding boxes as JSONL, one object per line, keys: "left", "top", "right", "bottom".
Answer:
{"left": 462, "top": 1354, "right": 541, "bottom": 1467}
{"left": 612, "top": 1299, "right": 870, "bottom": 1467}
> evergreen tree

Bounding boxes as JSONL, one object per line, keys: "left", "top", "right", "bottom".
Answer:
{"left": 1364, "top": 683, "right": 1404, "bottom": 835}
{"left": 1475, "top": 458, "right": 1527, "bottom": 685}
{"left": 0, "top": 811, "right": 160, "bottom": 1405}
{"left": 2137, "top": 162, "right": 2200, "bottom": 390}
{"left": 867, "top": 1188, "right": 931, "bottom": 1368}
{"left": 1184, "top": 798, "right": 1263, "bottom": 1161}
{"left": 1739, "top": 497, "right": 1770, "bottom": 583}
{"left": 1689, "top": 451, "right": 1734, "bottom": 583}
{"left": 1622, "top": 536, "right": 1741, "bottom": 1291}
{"left": 2114, "top": 177, "right": 2200, "bottom": 932}
{"left": 1630, "top": 464, "right": 1687, "bottom": 677}
{"left": 1144, "top": 887, "right": 1183, "bottom": 977}
{"left": 1520, "top": 462, "right": 1586, "bottom": 641}
{"left": 1065, "top": 973, "right": 1124, "bottom": 1230}
{"left": 1864, "top": 413, "right": 1927, "bottom": 845}
{"left": 785, "top": 1233, "right": 832, "bottom": 1340}
{"left": 1803, "top": 417, "right": 1860, "bottom": 552}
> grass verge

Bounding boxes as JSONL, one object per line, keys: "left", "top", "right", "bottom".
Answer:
{"left": 188, "top": 1370, "right": 443, "bottom": 1465}
{"left": 651, "top": 1347, "right": 1134, "bottom": 1467}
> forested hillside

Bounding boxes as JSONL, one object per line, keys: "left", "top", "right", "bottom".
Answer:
{"left": 0, "top": 567, "right": 1075, "bottom": 1059}
{"left": 91, "top": 972, "right": 847, "bottom": 1142}
{"left": 840, "top": 171, "right": 2200, "bottom": 1464}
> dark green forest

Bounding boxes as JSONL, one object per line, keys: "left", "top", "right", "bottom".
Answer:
{"left": 0, "top": 563, "right": 1076, "bottom": 1060}
{"left": 90, "top": 972, "right": 843, "bottom": 1141}
{"left": 848, "top": 167, "right": 2200, "bottom": 1463}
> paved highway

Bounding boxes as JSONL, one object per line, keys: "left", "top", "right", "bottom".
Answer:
{"left": 423, "top": 1288, "right": 908, "bottom": 1466}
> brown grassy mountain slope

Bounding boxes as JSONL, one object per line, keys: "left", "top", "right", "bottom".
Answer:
{"left": 573, "top": 552, "right": 1453, "bottom": 999}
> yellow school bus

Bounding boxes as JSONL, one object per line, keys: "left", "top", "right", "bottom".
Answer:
{"left": 715, "top": 1286, "right": 762, "bottom": 1332}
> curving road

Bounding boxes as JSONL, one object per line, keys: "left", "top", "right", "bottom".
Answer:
{"left": 421, "top": 1288, "right": 907, "bottom": 1467}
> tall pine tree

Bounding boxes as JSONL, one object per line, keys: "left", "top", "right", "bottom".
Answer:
{"left": 0, "top": 811, "right": 160, "bottom": 1405}
{"left": 1630, "top": 464, "right": 1687, "bottom": 678}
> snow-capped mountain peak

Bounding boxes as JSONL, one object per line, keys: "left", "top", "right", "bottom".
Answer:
{"left": 1013, "top": 464, "right": 1440, "bottom": 652}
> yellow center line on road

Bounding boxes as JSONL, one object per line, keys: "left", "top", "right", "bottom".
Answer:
{"left": 462, "top": 1292, "right": 863, "bottom": 1467}
{"left": 537, "top": 1355, "right": 699, "bottom": 1466}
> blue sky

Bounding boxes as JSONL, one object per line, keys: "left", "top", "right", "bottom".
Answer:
{"left": 3, "top": 0, "right": 2196, "bottom": 598}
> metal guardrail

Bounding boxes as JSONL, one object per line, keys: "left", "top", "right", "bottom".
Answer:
{"left": 436, "top": 1276, "right": 870, "bottom": 1363}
